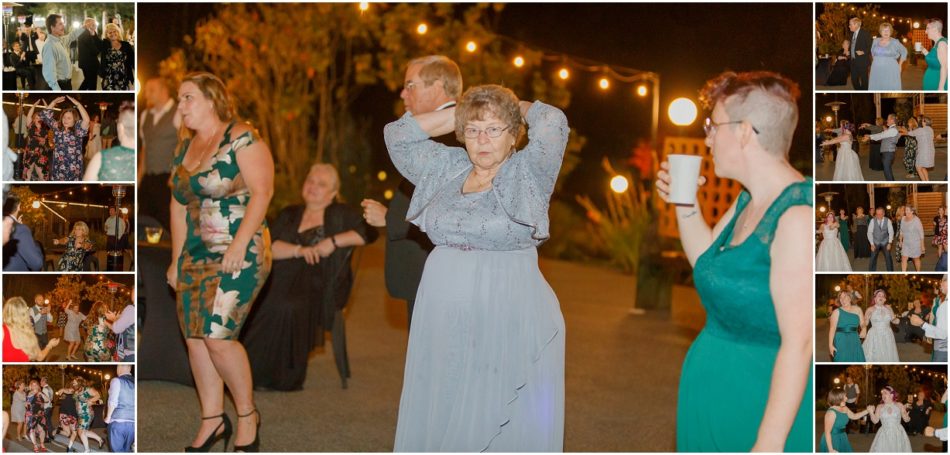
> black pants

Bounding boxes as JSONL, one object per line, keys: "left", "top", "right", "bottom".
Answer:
{"left": 851, "top": 60, "right": 869, "bottom": 90}
{"left": 36, "top": 331, "right": 48, "bottom": 350}
{"left": 881, "top": 152, "right": 895, "bottom": 181}
{"left": 870, "top": 242, "right": 893, "bottom": 271}
{"left": 79, "top": 65, "right": 97, "bottom": 90}
{"left": 56, "top": 78, "right": 71, "bottom": 91}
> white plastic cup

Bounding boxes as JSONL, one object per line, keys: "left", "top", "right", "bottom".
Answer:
{"left": 667, "top": 154, "right": 703, "bottom": 205}
{"left": 915, "top": 42, "right": 923, "bottom": 53}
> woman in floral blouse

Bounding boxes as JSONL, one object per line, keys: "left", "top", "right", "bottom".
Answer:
{"left": 52, "top": 221, "right": 94, "bottom": 271}
{"left": 40, "top": 96, "right": 90, "bottom": 181}
{"left": 23, "top": 100, "right": 51, "bottom": 181}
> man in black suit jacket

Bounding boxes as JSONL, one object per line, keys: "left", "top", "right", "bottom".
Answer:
{"left": 361, "top": 55, "right": 462, "bottom": 331}
{"left": 3, "top": 195, "right": 44, "bottom": 271}
{"left": 849, "top": 17, "right": 872, "bottom": 91}
{"left": 77, "top": 18, "right": 100, "bottom": 90}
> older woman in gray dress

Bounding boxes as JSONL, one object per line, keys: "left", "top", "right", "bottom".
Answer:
{"left": 384, "top": 84, "right": 568, "bottom": 451}
{"left": 902, "top": 116, "right": 936, "bottom": 181}
{"left": 900, "top": 205, "right": 925, "bottom": 272}
{"left": 869, "top": 23, "right": 908, "bottom": 90}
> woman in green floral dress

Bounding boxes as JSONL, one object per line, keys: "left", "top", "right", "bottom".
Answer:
{"left": 83, "top": 302, "right": 112, "bottom": 361}
{"left": 73, "top": 377, "right": 105, "bottom": 452}
{"left": 168, "top": 72, "right": 273, "bottom": 452}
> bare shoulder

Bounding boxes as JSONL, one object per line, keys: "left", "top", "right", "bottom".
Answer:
{"left": 230, "top": 121, "right": 255, "bottom": 137}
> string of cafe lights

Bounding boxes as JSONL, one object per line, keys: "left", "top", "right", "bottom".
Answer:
{"left": 356, "top": 2, "right": 660, "bottom": 97}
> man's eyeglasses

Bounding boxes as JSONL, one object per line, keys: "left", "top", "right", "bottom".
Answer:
{"left": 703, "top": 117, "right": 760, "bottom": 136}
{"left": 463, "top": 126, "right": 510, "bottom": 139}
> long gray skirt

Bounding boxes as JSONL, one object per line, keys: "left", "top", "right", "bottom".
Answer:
{"left": 394, "top": 246, "right": 565, "bottom": 452}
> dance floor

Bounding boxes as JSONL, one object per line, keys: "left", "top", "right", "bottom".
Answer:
{"left": 815, "top": 142, "right": 948, "bottom": 182}
{"left": 138, "top": 240, "right": 698, "bottom": 451}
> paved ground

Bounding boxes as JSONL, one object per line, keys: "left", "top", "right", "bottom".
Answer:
{"left": 814, "top": 410, "right": 947, "bottom": 452}
{"left": 821, "top": 235, "right": 943, "bottom": 272}
{"left": 816, "top": 143, "right": 949, "bottom": 183}
{"left": 815, "top": 318, "right": 936, "bottom": 363}
{"left": 2, "top": 428, "right": 110, "bottom": 453}
{"left": 817, "top": 62, "right": 929, "bottom": 91}
{"left": 139, "top": 240, "right": 698, "bottom": 452}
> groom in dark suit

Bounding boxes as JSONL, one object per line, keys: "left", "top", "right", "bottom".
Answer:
{"left": 849, "top": 17, "right": 872, "bottom": 90}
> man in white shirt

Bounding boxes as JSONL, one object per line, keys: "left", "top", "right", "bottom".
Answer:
{"left": 911, "top": 274, "right": 947, "bottom": 362}
{"left": 105, "top": 207, "right": 127, "bottom": 252}
{"left": 866, "top": 207, "right": 894, "bottom": 271}
{"left": 862, "top": 114, "right": 899, "bottom": 181}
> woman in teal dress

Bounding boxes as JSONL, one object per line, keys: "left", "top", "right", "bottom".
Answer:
{"left": 922, "top": 20, "right": 947, "bottom": 91}
{"left": 827, "top": 291, "right": 865, "bottom": 362}
{"left": 819, "top": 389, "right": 871, "bottom": 452}
{"left": 657, "top": 71, "right": 813, "bottom": 452}
{"left": 837, "top": 209, "right": 850, "bottom": 252}
{"left": 168, "top": 72, "right": 274, "bottom": 452}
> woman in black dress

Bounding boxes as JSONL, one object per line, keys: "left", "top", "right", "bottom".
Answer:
{"left": 907, "top": 388, "right": 932, "bottom": 435}
{"left": 241, "top": 163, "right": 378, "bottom": 390}
{"left": 852, "top": 206, "right": 872, "bottom": 259}
{"left": 826, "top": 39, "right": 851, "bottom": 86}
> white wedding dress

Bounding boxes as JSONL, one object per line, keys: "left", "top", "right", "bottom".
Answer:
{"left": 816, "top": 225, "right": 852, "bottom": 271}
{"left": 863, "top": 306, "right": 899, "bottom": 362}
{"left": 832, "top": 139, "right": 864, "bottom": 181}
{"left": 869, "top": 403, "right": 912, "bottom": 452}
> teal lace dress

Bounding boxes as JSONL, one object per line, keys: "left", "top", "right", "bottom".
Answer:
{"left": 832, "top": 309, "right": 865, "bottom": 362}
{"left": 97, "top": 145, "right": 135, "bottom": 181}
{"left": 677, "top": 179, "right": 813, "bottom": 452}
{"left": 923, "top": 38, "right": 947, "bottom": 91}
{"left": 818, "top": 408, "right": 852, "bottom": 452}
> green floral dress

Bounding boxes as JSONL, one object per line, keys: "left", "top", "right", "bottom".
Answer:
{"left": 83, "top": 317, "right": 112, "bottom": 361}
{"left": 75, "top": 388, "right": 95, "bottom": 430}
{"left": 171, "top": 121, "right": 272, "bottom": 340}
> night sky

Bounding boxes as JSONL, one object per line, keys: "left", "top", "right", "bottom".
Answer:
{"left": 137, "top": 3, "right": 813, "bottom": 202}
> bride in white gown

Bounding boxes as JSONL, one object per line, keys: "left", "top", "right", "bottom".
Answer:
{"left": 816, "top": 213, "right": 853, "bottom": 271}
{"left": 863, "top": 290, "right": 900, "bottom": 362}
{"left": 869, "top": 387, "right": 912, "bottom": 453}
{"left": 822, "top": 122, "right": 864, "bottom": 181}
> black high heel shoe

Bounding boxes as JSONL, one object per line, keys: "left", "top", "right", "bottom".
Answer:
{"left": 185, "top": 413, "right": 232, "bottom": 452}
{"left": 232, "top": 409, "right": 260, "bottom": 452}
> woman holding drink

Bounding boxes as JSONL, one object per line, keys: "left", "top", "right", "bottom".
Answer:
{"left": 656, "top": 71, "right": 813, "bottom": 451}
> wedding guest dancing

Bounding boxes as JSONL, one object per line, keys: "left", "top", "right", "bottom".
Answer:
{"left": 385, "top": 84, "right": 568, "bottom": 451}
{"left": 901, "top": 116, "right": 936, "bottom": 181}
{"left": 863, "top": 290, "right": 899, "bottom": 362}
{"left": 52, "top": 221, "right": 94, "bottom": 271}
{"left": 822, "top": 121, "right": 862, "bottom": 181}
{"left": 40, "top": 96, "right": 90, "bottom": 181}
{"left": 656, "top": 71, "right": 812, "bottom": 451}
{"left": 911, "top": 274, "right": 947, "bottom": 362}
{"left": 2, "top": 297, "right": 60, "bottom": 361}
{"left": 168, "top": 72, "right": 273, "bottom": 452}
{"left": 817, "top": 212, "right": 852, "bottom": 271}
{"left": 867, "top": 207, "right": 894, "bottom": 271}
{"left": 820, "top": 388, "right": 872, "bottom": 452}
{"left": 828, "top": 290, "right": 865, "bottom": 362}
{"left": 898, "top": 205, "right": 925, "bottom": 272}
{"left": 868, "top": 386, "right": 912, "bottom": 452}
{"left": 848, "top": 17, "right": 872, "bottom": 90}
{"left": 862, "top": 115, "right": 899, "bottom": 181}
{"left": 868, "top": 23, "right": 907, "bottom": 90}
{"left": 22, "top": 100, "right": 51, "bottom": 181}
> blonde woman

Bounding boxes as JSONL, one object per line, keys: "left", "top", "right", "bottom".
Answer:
{"left": 899, "top": 206, "right": 925, "bottom": 272}
{"left": 1, "top": 297, "right": 60, "bottom": 361}
{"left": 52, "top": 221, "right": 94, "bottom": 271}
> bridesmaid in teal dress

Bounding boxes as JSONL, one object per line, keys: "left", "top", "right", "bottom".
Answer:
{"left": 837, "top": 209, "right": 850, "bottom": 252}
{"left": 828, "top": 291, "right": 865, "bottom": 362}
{"left": 819, "top": 389, "right": 871, "bottom": 452}
{"left": 922, "top": 20, "right": 947, "bottom": 91}
{"left": 657, "top": 71, "right": 813, "bottom": 452}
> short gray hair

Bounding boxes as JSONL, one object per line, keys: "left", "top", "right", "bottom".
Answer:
{"left": 407, "top": 55, "right": 462, "bottom": 99}
{"left": 307, "top": 163, "right": 340, "bottom": 192}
